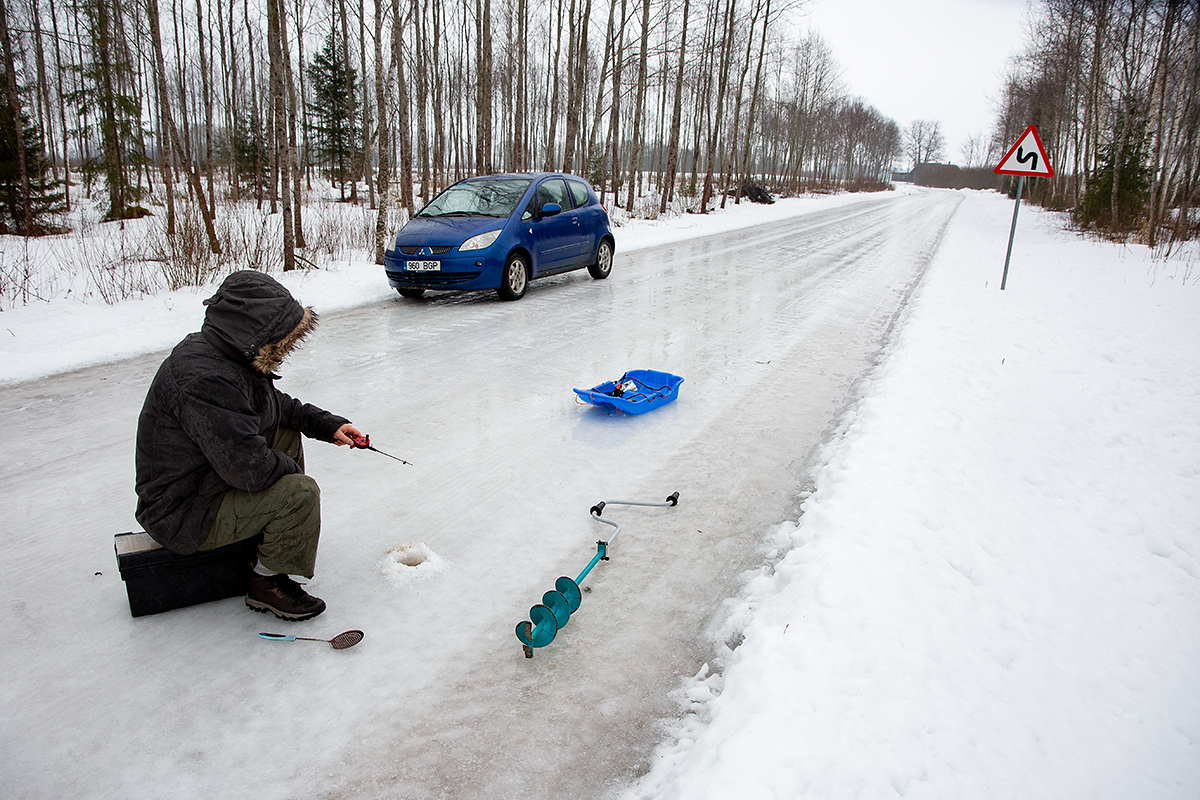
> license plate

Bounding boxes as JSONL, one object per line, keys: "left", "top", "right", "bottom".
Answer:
{"left": 406, "top": 260, "right": 440, "bottom": 272}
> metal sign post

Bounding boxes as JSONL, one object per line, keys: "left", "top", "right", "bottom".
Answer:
{"left": 994, "top": 124, "right": 1054, "bottom": 290}
{"left": 1001, "top": 176, "right": 1023, "bottom": 291}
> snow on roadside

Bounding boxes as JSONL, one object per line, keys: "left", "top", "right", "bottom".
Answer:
{"left": 0, "top": 187, "right": 912, "bottom": 386}
{"left": 624, "top": 190, "right": 1200, "bottom": 799}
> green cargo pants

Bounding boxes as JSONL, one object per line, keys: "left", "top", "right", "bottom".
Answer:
{"left": 198, "top": 428, "right": 321, "bottom": 578}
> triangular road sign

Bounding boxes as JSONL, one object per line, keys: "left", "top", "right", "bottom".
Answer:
{"left": 994, "top": 124, "right": 1054, "bottom": 177}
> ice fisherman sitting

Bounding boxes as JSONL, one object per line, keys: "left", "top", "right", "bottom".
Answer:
{"left": 134, "top": 270, "right": 361, "bottom": 621}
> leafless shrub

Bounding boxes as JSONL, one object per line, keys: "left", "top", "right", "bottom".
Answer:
{"left": 85, "top": 249, "right": 158, "bottom": 304}
{"left": 219, "top": 208, "right": 280, "bottom": 273}
{"left": 145, "top": 207, "right": 223, "bottom": 290}
{"left": 0, "top": 240, "right": 50, "bottom": 309}
{"left": 63, "top": 220, "right": 159, "bottom": 303}
{"left": 371, "top": 205, "right": 410, "bottom": 252}
{"left": 630, "top": 193, "right": 662, "bottom": 220}
{"left": 303, "top": 208, "right": 348, "bottom": 259}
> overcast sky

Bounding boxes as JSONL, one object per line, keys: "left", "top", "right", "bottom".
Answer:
{"left": 800, "top": 0, "right": 1032, "bottom": 166}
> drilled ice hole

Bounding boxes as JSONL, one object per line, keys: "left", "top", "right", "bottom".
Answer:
{"left": 389, "top": 543, "right": 430, "bottom": 566}
{"left": 380, "top": 542, "right": 444, "bottom": 584}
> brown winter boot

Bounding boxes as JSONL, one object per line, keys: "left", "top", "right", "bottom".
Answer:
{"left": 246, "top": 572, "right": 327, "bottom": 621}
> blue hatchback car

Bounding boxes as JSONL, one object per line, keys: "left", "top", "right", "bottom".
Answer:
{"left": 383, "top": 173, "right": 615, "bottom": 301}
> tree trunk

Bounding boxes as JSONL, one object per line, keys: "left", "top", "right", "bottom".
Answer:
{"left": 374, "top": 0, "right": 391, "bottom": 263}
{"left": 149, "top": 0, "right": 220, "bottom": 253}
{"left": 145, "top": 0, "right": 176, "bottom": 234}
{"left": 218, "top": 0, "right": 235, "bottom": 195}
{"left": 268, "top": 0, "right": 295, "bottom": 268}
{"left": 738, "top": 0, "right": 770, "bottom": 199}
{"left": 604, "top": 0, "right": 628, "bottom": 206}
{"left": 431, "top": 0, "right": 445, "bottom": 188}
{"left": 48, "top": 0, "right": 71, "bottom": 210}
{"left": 197, "top": 0, "right": 215, "bottom": 215}
{"left": 1083, "top": 0, "right": 1109, "bottom": 192}
{"left": 625, "top": 0, "right": 649, "bottom": 212}
{"left": 701, "top": 0, "right": 736, "bottom": 213}
{"left": 512, "top": 0, "right": 527, "bottom": 170}
{"left": 359, "top": 0, "right": 374, "bottom": 207}
{"left": 545, "top": 0, "right": 563, "bottom": 170}
{"left": 587, "top": 0, "right": 617, "bottom": 171}
{"left": 660, "top": 0, "right": 690, "bottom": 214}
{"left": 295, "top": 0, "right": 312, "bottom": 189}
{"left": 723, "top": 0, "right": 760, "bottom": 208}
{"left": 563, "top": 0, "right": 592, "bottom": 173}
{"left": 392, "top": 0, "right": 414, "bottom": 210}
{"left": 476, "top": 0, "right": 493, "bottom": 173}
{"left": 415, "top": 0, "right": 429, "bottom": 200}
{"left": 283, "top": 0, "right": 304, "bottom": 248}
{"left": 94, "top": 0, "right": 129, "bottom": 219}
{"left": 0, "top": 0, "right": 31, "bottom": 231}
{"left": 29, "top": 0, "right": 58, "bottom": 185}
{"left": 1147, "top": 0, "right": 1180, "bottom": 246}
{"left": 245, "top": 0, "right": 264, "bottom": 208}
{"left": 689, "top": 6, "right": 715, "bottom": 197}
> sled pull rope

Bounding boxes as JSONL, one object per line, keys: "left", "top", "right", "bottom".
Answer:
{"left": 607, "top": 374, "right": 672, "bottom": 400}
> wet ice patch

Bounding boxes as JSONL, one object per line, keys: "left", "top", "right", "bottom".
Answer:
{"left": 379, "top": 542, "right": 445, "bottom": 584}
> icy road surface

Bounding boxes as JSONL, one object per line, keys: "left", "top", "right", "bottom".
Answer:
{"left": 1, "top": 189, "right": 961, "bottom": 799}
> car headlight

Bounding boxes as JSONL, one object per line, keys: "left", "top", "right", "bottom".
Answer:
{"left": 460, "top": 229, "right": 501, "bottom": 251}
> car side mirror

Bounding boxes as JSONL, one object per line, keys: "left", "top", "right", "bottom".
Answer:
{"left": 540, "top": 203, "right": 562, "bottom": 218}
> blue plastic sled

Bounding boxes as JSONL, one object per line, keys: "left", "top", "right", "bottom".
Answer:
{"left": 574, "top": 369, "right": 684, "bottom": 415}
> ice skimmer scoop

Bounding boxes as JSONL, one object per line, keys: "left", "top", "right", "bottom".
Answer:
{"left": 258, "top": 630, "right": 364, "bottom": 649}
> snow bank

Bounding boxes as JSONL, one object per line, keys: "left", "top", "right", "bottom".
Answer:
{"left": 625, "top": 191, "right": 1200, "bottom": 799}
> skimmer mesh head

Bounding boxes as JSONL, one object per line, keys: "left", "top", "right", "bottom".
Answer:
{"left": 328, "top": 630, "right": 364, "bottom": 649}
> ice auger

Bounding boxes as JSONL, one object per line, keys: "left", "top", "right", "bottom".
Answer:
{"left": 515, "top": 492, "right": 680, "bottom": 658}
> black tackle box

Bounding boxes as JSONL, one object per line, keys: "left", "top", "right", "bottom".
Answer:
{"left": 114, "top": 532, "right": 259, "bottom": 617}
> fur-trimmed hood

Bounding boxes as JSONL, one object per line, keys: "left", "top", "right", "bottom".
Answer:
{"left": 201, "top": 271, "right": 316, "bottom": 374}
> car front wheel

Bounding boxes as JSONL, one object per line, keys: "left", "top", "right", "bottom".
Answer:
{"left": 588, "top": 239, "right": 613, "bottom": 280}
{"left": 497, "top": 253, "right": 529, "bottom": 300}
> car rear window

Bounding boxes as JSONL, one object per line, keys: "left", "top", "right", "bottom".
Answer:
{"left": 567, "top": 180, "right": 590, "bottom": 208}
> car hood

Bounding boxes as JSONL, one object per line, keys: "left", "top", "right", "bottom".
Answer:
{"left": 394, "top": 215, "right": 509, "bottom": 247}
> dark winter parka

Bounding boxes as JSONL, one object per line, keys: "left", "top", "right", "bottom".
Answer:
{"left": 135, "top": 271, "right": 348, "bottom": 554}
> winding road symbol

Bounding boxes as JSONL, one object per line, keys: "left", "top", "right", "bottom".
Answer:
{"left": 1015, "top": 147, "right": 1039, "bottom": 172}
{"left": 995, "top": 124, "right": 1054, "bottom": 177}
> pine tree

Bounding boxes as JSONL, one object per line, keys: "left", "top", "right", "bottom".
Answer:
{"left": 306, "top": 32, "right": 359, "bottom": 200}
{"left": 1075, "top": 132, "right": 1151, "bottom": 235}
{"left": 0, "top": 72, "right": 65, "bottom": 235}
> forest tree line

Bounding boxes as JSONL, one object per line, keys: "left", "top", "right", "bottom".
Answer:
{"left": 996, "top": 0, "right": 1200, "bottom": 246}
{"left": 0, "top": 0, "right": 909, "bottom": 268}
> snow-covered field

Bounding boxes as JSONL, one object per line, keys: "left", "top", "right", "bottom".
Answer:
{"left": 1, "top": 186, "right": 1197, "bottom": 798}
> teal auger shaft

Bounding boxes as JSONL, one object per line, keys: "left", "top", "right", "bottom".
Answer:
{"left": 575, "top": 542, "right": 608, "bottom": 585}
{"left": 516, "top": 492, "right": 680, "bottom": 658}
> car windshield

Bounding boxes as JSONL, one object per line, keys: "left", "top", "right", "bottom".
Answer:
{"left": 416, "top": 179, "right": 533, "bottom": 219}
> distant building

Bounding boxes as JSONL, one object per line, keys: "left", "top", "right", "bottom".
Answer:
{"left": 910, "top": 162, "right": 1001, "bottom": 191}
